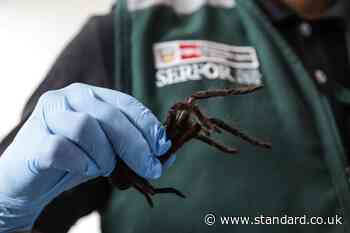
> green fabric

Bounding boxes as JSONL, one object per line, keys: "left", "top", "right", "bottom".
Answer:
{"left": 102, "top": 0, "right": 350, "bottom": 232}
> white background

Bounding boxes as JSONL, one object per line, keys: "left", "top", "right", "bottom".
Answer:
{"left": 0, "top": 0, "right": 115, "bottom": 232}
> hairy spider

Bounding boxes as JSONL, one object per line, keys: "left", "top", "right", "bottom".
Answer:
{"left": 109, "top": 85, "right": 271, "bottom": 207}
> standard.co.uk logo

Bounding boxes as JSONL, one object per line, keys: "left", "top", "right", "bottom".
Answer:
{"left": 203, "top": 213, "right": 343, "bottom": 226}
{"left": 153, "top": 40, "right": 262, "bottom": 87}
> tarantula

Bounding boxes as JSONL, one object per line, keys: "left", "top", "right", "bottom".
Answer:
{"left": 109, "top": 85, "right": 271, "bottom": 207}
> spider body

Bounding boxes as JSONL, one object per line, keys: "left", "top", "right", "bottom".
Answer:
{"left": 109, "top": 85, "right": 271, "bottom": 207}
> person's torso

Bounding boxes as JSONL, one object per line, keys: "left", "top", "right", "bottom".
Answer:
{"left": 101, "top": 0, "right": 350, "bottom": 232}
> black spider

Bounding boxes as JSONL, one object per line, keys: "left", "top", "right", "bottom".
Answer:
{"left": 109, "top": 85, "right": 271, "bottom": 207}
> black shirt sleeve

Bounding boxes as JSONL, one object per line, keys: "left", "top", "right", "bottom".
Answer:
{"left": 0, "top": 11, "right": 115, "bottom": 233}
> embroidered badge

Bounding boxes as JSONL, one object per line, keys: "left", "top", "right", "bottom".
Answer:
{"left": 153, "top": 40, "right": 262, "bottom": 87}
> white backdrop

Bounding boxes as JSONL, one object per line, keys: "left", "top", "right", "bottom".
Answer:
{"left": 0, "top": 0, "right": 115, "bottom": 232}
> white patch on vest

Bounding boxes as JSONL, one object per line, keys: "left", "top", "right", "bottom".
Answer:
{"left": 153, "top": 40, "right": 262, "bottom": 87}
{"left": 128, "top": 0, "right": 236, "bottom": 14}
{"left": 154, "top": 40, "right": 259, "bottom": 70}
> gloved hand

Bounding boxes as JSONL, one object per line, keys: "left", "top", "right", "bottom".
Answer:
{"left": 0, "top": 83, "right": 173, "bottom": 232}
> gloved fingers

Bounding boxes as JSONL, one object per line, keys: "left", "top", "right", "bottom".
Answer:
{"left": 64, "top": 85, "right": 162, "bottom": 179}
{"left": 44, "top": 110, "right": 116, "bottom": 176}
{"left": 33, "top": 133, "right": 99, "bottom": 177}
{"left": 65, "top": 83, "right": 171, "bottom": 156}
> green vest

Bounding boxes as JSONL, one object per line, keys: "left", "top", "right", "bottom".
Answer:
{"left": 102, "top": 0, "right": 350, "bottom": 232}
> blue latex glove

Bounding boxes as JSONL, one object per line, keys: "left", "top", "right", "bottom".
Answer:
{"left": 0, "top": 83, "right": 174, "bottom": 232}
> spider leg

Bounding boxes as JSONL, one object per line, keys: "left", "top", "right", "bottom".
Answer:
{"left": 172, "top": 103, "right": 219, "bottom": 132}
{"left": 210, "top": 118, "right": 271, "bottom": 149}
{"left": 196, "top": 134, "right": 238, "bottom": 154}
{"left": 132, "top": 173, "right": 187, "bottom": 207}
{"left": 133, "top": 182, "right": 155, "bottom": 208}
{"left": 188, "top": 85, "right": 262, "bottom": 103}
{"left": 191, "top": 104, "right": 220, "bottom": 132}
{"left": 159, "top": 123, "right": 201, "bottom": 163}
{"left": 200, "top": 126, "right": 212, "bottom": 137}
{"left": 133, "top": 176, "right": 186, "bottom": 207}
{"left": 164, "top": 108, "right": 177, "bottom": 127}
{"left": 154, "top": 187, "right": 186, "bottom": 198}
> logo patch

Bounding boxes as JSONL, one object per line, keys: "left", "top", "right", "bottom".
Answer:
{"left": 153, "top": 40, "right": 262, "bottom": 87}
